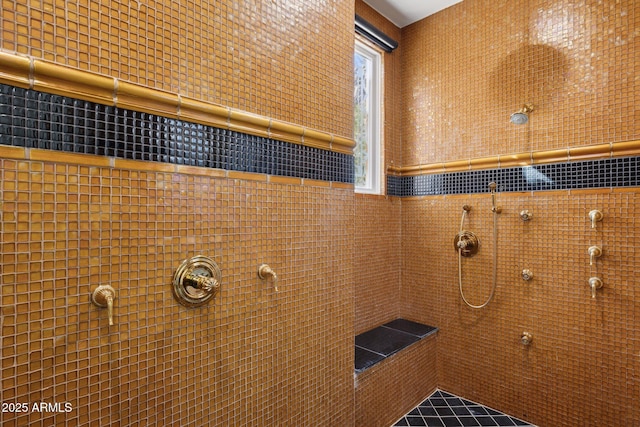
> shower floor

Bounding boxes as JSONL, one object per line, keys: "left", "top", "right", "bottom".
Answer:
{"left": 392, "top": 390, "right": 535, "bottom": 427}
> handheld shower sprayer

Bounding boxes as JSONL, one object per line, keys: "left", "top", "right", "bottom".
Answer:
{"left": 455, "top": 182, "right": 501, "bottom": 309}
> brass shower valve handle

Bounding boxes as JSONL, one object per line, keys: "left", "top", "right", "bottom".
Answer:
{"left": 172, "top": 255, "right": 222, "bottom": 307}
{"left": 184, "top": 273, "right": 220, "bottom": 292}
{"left": 588, "top": 246, "right": 602, "bottom": 266}
{"left": 589, "top": 277, "right": 603, "bottom": 299}
{"left": 453, "top": 231, "right": 479, "bottom": 257}
{"left": 91, "top": 285, "right": 116, "bottom": 326}
{"left": 258, "top": 264, "right": 278, "bottom": 292}
{"left": 588, "top": 210, "right": 603, "bottom": 229}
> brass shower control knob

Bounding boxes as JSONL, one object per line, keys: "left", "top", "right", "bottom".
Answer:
{"left": 92, "top": 285, "right": 116, "bottom": 326}
{"left": 172, "top": 255, "right": 221, "bottom": 307}
{"left": 588, "top": 246, "right": 602, "bottom": 266}
{"left": 454, "top": 231, "right": 479, "bottom": 257}
{"left": 588, "top": 210, "right": 603, "bottom": 229}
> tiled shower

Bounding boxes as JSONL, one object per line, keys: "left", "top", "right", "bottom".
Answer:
{"left": 1, "top": 1, "right": 639, "bottom": 427}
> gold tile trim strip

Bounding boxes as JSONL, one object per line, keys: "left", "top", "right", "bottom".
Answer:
{"left": 388, "top": 140, "right": 640, "bottom": 176}
{"left": 269, "top": 175, "right": 303, "bottom": 185}
{"left": 332, "top": 135, "right": 357, "bottom": 154}
{"left": 532, "top": 148, "right": 569, "bottom": 164}
{"left": 178, "top": 97, "right": 230, "bottom": 129}
{"left": 0, "top": 52, "right": 31, "bottom": 89}
{"left": 611, "top": 140, "right": 640, "bottom": 157}
{"left": 116, "top": 81, "right": 180, "bottom": 118}
{"left": 569, "top": 143, "right": 611, "bottom": 161}
{"left": 0, "top": 145, "right": 26, "bottom": 159}
{"left": 229, "top": 109, "right": 271, "bottom": 138}
{"left": 1, "top": 144, "right": 350, "bottom": 188}
{"left": 0, "top": 53, "right": 355, "bottom": 154}
{"left": 30, "top": 149, "right": 111, "bottom": 167}
{"left": 34, "top": 61, "right": 115, "bottom": 106}
{"left": 444, "top": 159, "right": 470, "bottom": 173}
{"left": 470, "top": 156, "right": 501, "bottom": 169}
{"left": 268, "top": 120, "right": 305, "bottom": 145}
{"left": 227, "top": 171, "right": 268, "bottom": 182}
{"left": 498, "top": 152, "right": 531, "bottom": 168}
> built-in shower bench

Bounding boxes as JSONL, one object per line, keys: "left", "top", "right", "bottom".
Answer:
{"left": 355, "top": 318, "right": 438, "bottom": 373}
{"left": 355, "top": 319, "right": 439, "bottom": 427}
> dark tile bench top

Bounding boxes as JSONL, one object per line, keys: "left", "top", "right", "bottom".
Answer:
{"left": 355, "top": 319, "right": 438, "bottom": 373}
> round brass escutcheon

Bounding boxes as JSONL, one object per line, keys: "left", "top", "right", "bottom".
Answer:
{"left": 172, "top": 255, "right": 221, "bottom": 307}
{"left": 453, "top": 231, "right": 480, "bottom": 257}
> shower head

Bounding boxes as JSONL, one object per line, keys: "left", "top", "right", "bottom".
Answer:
{"left": 510, "top": 103, "right": 534, "bottom": 125}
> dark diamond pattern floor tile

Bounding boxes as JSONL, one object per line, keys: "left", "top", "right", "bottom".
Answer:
{"left": 393, "top": 390, "right": 535, "bottom": 427}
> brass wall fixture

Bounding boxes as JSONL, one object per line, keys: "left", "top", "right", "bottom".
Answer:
{"left": 521, "top": 331, "right": 533, "bottom": 346}
{"left": 258, "top": 264, "right": 278, "bottom": 292}
{"left": 489, "top": 182, "right": 502, "bottom": 213}
{"left": 519, "top": 210, "right": 533, "bottom": 221}
{"left": 588, "top": 246, "right": 602, "bottom": 266}
{"left": 510, "top": 103, "right": 534, "bottom": 125}
{"left": 91, "top": 285, "right": 116, "bottom": 326}
{"left": 454, "top": 231, "right": 480, "bottom": 257}
{"left": 588, "top": 277, "right": 603, "bottom": 299}
{"left": 588, "top": 209, "right": 603, "bottom": 229}
{"left": 172, "top": 255, "right": 221, "bottom": 307}
{"left": 521, "top": 269, "right": 534, "bottom": 281}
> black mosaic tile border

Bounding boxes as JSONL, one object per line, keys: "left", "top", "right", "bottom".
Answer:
{"left": 0, "top": 84, "right": 354, "bottom": 183}
{"left": 387, "top": 156, "right": 640, "bottom": 197}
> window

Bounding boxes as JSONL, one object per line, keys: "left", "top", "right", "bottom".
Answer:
{"left": 354, "top": 40, "right": 382, "bottom": 194}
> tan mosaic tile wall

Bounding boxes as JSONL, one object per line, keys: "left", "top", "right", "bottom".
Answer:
{"left": 402, "top": 192, "right": 640, "bottom": 426}
{"left": 0, "top": 157, "right": 355, "bottom": 426}
{"left": 354, "top": 194, "right": 402, "bottom": 334}
{"left": 0, "top": 0, "right": 356, "bottom": 426}
{"left": 0, "top": 0, "right": 354, "bottom": 139}
{"left": 354, "top": 0, "right": 403, "bottom": 335}
{"left": 402, "top": 0, "right": 639, "bottom": 166}
{"left": 398, "top": 1, "right": 640, "bottom": 425}
{"left": 355, "top": 335, "right": 437, "bottom": 427}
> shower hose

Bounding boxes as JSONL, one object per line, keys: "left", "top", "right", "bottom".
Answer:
{"left": 458, "top": 205, "right": 498, "bottom": 309}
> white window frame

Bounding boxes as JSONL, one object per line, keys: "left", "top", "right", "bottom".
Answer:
{"left": 354, "top": 40, "right": 382, "bottom": 195}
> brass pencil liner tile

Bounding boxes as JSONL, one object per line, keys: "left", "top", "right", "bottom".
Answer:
{"left": 33, "top": 60, "right": 115, "bottom": 105}
{"left": 569, "top": 144, "right": 611, "bottom": 161}
{"left": 332, "top": 135, "right": 357, "bottom": 151}
{"left": 269, "top": 175, "right": 302, "bottom": 185}
{"left": 301, "top": 128, "right": 331, "bottom": 150}
{"left": 0, "top": 145, "right": 27, "bottom": 160}
{"left": 227, "top": 171, "right": 268, "bottom": 182}
{"left": 175, "top": 165, "right": 227, "bottom": 178}
{"left": 611, "top": 139, "right": 640, "bottom": 157}
{"left": 114, "top": 158, "right": 176, "bottom": 173}
{"left": 499, "top": 152, "right": 532, "bottom": 168}
{"left": 532, "top": 148, "right": 570, "bottom": 164}
{"left": 469, "top": 156, "right": 500, "bottom": 170}
{"left": 178, "top": 97, "right": 230, "bottom": 130}
{"left": 0, "top": 52, "right": 31, "bottom": 88}
{"left": 229, "top": 109, "right": 271, "bottom": 138}
{"left": 444, "top": 159, "right": 470, "bottom": 172}
{"left": 29, "top": 149, "right": 111, "bottom": 167}
{"left": 268, "top": 120, "right": 304, "bottom": 145}
{"left": 116, "top": 81, "right": 180, "bottom": 118}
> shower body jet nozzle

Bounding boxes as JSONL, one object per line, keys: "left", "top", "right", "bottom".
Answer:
{"left": 510, "top": 103, "right": 534, "bottom": 125}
